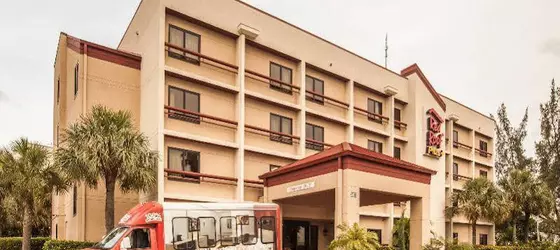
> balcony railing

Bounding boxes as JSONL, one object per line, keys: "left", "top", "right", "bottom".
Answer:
{"left": 305, "top": 90, "right": 349, "bottom": 108}
{"left": 475, "top": 148, "right": 493, "bottom": 158}
{"left": 245, "top": 69, "right": 300, "bottom": 93}
{"left": 446, "top": 172, "right": 473, "bottom": 181}
{"left": 245, "top": 125, "right": 301, "bottom": 145}
{"left": 354, "top": 107, "right": 390, "bottom": 124}
{"left": 305, "top": 138, "right": 333, "bottom": 151}
{"left": 164, "top": 168, "right": 263, "bottom": 186}
{"left": 165, "top": 42, "right": 239, "bottom": 72}
{"left": 394, "top": 120, "right": 408, "bottom": 129}
{"left": 453, "top": 141, "right": 472, "bottom": 150}
{"left": 164, "top": 105, "right": 238, "bottom": 128}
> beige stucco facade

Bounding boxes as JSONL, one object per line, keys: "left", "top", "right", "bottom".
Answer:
{"left": 52, "top": 0, "right": 496, "bottom": 248}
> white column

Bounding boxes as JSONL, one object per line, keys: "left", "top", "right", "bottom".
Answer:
{"left": 235, "top": 34, "right": 246, "bottom": 201}
{"left": 447, "top": 116, "right": 458, "bottom": 240}
{"left": 470, "top": 130, "right": 476, "bottom": 178}
{"left": 298, "top": 61, "right": 307, "bottom": 157}
{"left": 387, "top": 95, "right": 395, "bottom": 157}
{"left": 346, "top": 80, "right": 355, "bottom": 143}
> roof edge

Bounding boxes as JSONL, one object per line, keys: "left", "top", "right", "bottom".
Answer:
{"left": 401, "top": 64, "right": 447, "bottom": 111}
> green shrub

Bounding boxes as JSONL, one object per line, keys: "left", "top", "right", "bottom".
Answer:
{"left": 0, "top": 237, "right": 50, "bottom": 250}
{"left": 42, "top": 240, "right": 96, "bottom": 250}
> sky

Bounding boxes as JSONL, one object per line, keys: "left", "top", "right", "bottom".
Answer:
{"left": 0, "top": 0, "right": 558, "bottom": 155}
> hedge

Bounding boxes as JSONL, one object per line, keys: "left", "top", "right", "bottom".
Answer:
{"left": 0, "top": 237, "right": 95, "bottom": 250}
{"left": 0, "top": 237, "right": 50, "bottom": 250}
{"left": 42, "top": 240, "right": 95, "bottom": 250}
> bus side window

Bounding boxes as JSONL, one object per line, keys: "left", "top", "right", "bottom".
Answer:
{"left": 220, "top": 216, "right": 238, "bottom": 246}
{"left": 239, "top": 216, "right": 257, "bottom": 245}
{"left": 260, "top": 216, "right": 275, "bottom": 244}
{"left": 198, "top": 217, "right": 216, "bottom": 248}
{"left": 171, "top": 217, "right": 196, "bottom": 250}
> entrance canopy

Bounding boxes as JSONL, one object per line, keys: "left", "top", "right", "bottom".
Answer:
{"left": 259, "top": 142, "right": 436, "bottom": 188}
{"left": 259, "top": 142, "right": 437, "bottom": 250}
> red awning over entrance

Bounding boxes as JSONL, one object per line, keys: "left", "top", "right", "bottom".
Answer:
{"left": 259, "top": 142, "right": 437, "bottom": 187}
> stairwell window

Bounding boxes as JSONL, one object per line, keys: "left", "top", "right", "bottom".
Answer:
{"left": 270, "top": 114, "right": 293, "bottom": 144}
{"left": 453, "top": 130, "right": 459, "bottom": 148}
{"left": 305, "top": 75, "right": 324, "bottom": 104}
{"left": 306, "top": 123, "right": 325, "bottom": 151}
{"left": 368, "top": 140, "right": 383, "bottom": 153}
{"left": 394, "top": 147, "right": 401, "bottom": 159}
{"left": 269, "top": 62, "right": 293, "bottom": 94}
{"left": 479, "top": 234, "right": 488, "bottom": 245}
{"left": 394, "top": 108, "right": 402, "bottom": 129}
{"left": 453, "top": 163, "right": 459, "bottom": 181}
{"left": 168, "top": 86, "right": 200, "bottom": 123}
{"left": 72, "top": 184, "right": 77, "bottom": 216}
{"left": 367, "top": 98, "right": 383, "bottom": 123}
{"left": 168, "top": 25, "right": 201, "bottom": 64}
{"left": 74, "top": 64, "right": 79, "bottom": 97}
{"left": 479, "top": 140, "right": 488, "bottom": 157}
{"left": 168, "top": 147, "right": 200, "bottom": 181}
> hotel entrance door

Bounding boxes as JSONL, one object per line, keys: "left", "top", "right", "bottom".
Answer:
{"left": 282, "top": 220, "right": 319, "bottom": 250}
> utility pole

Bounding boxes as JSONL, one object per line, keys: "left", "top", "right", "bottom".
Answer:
{"left": 384, "top": 33, "right": 388, "bottom": 68}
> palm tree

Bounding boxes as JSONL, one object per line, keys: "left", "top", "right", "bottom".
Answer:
{"left": 54, "top": 105, "right": 158, "bottom": 234}
{"left": 499, "top": 169, "right": 554, "bottom": 243}
{"left": 0, "top": 138, "right": 69, "bottom": 250}
{"left": 446, "top": 178, "right": 510, "bottom": 245}
{"left": 392, "top": 209, "right": 410, "bottom": 250}
{"left": 329, "top": 223, "right": 381, "bottom": 250}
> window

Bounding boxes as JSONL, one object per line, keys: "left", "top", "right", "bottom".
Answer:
{"left": 394, "top": 108, "right": 402, "bottom": 129}
{"left": 127, "top": 228, "right": 151, "bottom": 249}
{"left": 305, "top": 75, "right": 324, "bottom": 104}
{"left": 306, "top": 123, "right": 325, "bottom": 151}
{"left": 270, "top": 62, "right": 293, "bottom": 94}
{"left": 453, "top": 130, "right": 459, "bottom": 148}
{"left": 198, "top": 217, "right": 216, "bottom": 248}
{"left": 367, "top": 229, "right": 382, "bottom": 244}
{"left": 394, "top": 147, "right": 401, "bottom": 159}
{"left": 171, "top": 217, "right": 195, "bottom": 249}
{"left": 57, "top": 77, "right": 60, "bottom": 104}
{"left": 270, "top": 114, "right": 293, "bottom": 144}
{"left": 479, "top": 234, "right": 488, "bottom": 245}
{"left": 72, "top": 184, "right": 77, "bottom": 216}
{"left": 168, "top": 25, "right": 201, "bottom": 64}
{"left": 368, "top": 140, "right": 383, "bottom": 153}
{"left": 367, "top": 98, "right": 383, "bottom": 123}
{"left": 260, "top": 217, "right": 276, "bottom": 244}
{"left": 74, "top": 64, "right": 79, "bottom": 97}
{"left": 168, "top": 86, "right": 200, "bottom": 123}
{"left": 479, "top": 140, "right": 488, "bottom": 156}
{"left": 239, "top": 216, "right": 257, "bottom": 245}
{"left": 55, "top": 224, "right": 58, "bottom": 239}
{"left": 453, "top": 232, "right": 458, "bottom": 243}
{"left": 269, "top": 165, "right": 281, "bottom": 172}
{"left": 168, "top": 148, "right": 200, "bottom": 181}
{"left": 480, "top": 170, "right": 488, "bottom": 179}
{"left": 453, "top": 163, "right": 459, "bottom": 181}
{"left": 220, "top": 217, "right": 238, "bottom": 246}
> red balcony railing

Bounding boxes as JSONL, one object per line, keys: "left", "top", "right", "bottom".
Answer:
{"left": 305, "top": 138, "right": 333, "bottom": 151}
{"left": 164, "top": 105, "right": 238, "bottom": 127}
{"left": 475, "top": 148, "right": 493, "bottom": 158}
{"left": 245, "top": 125, "right": 301, "bottom": 144}
{"left": 164, "top": 168, "right": 263, "bottom": 186}
{"left": 354, "top": 107, "right": 390, "bottom": 123}
{"left": 305, "top": 90, "right": 349, "bottom": 108}
{"left": 244, "top": 69, "right": 301, "bottom": 93}
{"left": 165, "top": 42, "right": 239, "bottom": 71}
{"left": 453, "top": 141, "right": 472, "bottom": 150}
{"left": 394, "top": 120, "right": 408, "bottom": 129}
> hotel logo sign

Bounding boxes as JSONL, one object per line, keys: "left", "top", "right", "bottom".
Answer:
{"left": 426, "top": 108, "right": 444, "bottom": 158}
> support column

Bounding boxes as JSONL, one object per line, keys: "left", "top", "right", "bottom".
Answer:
{"left": 335, "top": 168, "right": 360, "bottom": 235}
{"left": 384, "top": 86, "right": 398, "bottom": 157}
{"left": 410, "top": 197, "right": 430, "bottom": 250}
{"left": 447, "top": 115, "right": 458, "bottom": 240}
{"left": 234, "top": 34, "right": 246, "bottom": 201}
{"left": 346, "top": 80, "right": 355, "bottom": 143}
{"left": 386, "top": 203, "right": 395, "bottom": 245}
{"left": 298, "top": 61, "right": 307, "bottom": 157}
{"left": 471, "top": 130, "right": 476, "bottom": 178}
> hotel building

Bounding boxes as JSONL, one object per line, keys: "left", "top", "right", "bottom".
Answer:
{"left": 51, "top": 0, "right": 496, "bottom": 249}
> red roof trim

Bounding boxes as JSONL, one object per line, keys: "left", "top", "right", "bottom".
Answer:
{"left": 259, "top": 142, "right": 436, "bottom": 180}
{"left": 64, "top": 33, "right": 142, "bottom": 70}
{"left": 401, "top": 64, "right": 446, "bottom": 111}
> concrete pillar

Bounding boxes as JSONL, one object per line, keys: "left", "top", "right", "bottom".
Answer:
{"left": 386, "top": 203, "right": 395, "bottom": 245}
{"left": 410, "top": 197, "right": 430, "bottom": 250}
{"left": 490, "top": 224, "right": 496, "bottom": 245}
{"left": 346, "top": 80, "right": 355, "bottom": 143}
{"left": 335, "top": 168, "right": 360, "bottom": 235}
{"left": 387, "top": 95, "right": 395, "bottom": 156}
{"left": 447, "top": 116, "right": 458, "bottom": 240}
{"left": 334, "top": 169, "right": 343, "bottom": 235}
{"left": 298, "top": 61, "right": 307, "bottom": 157}
{"left": 471, "top": 130, "right": 476, "bottom": 178}
{"left": 234, "top": 34, "right": 246, "bottom": 201}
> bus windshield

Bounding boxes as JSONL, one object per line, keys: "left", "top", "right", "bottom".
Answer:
{"left": 92, "top": 227, "right": 129, "bottom": 249}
